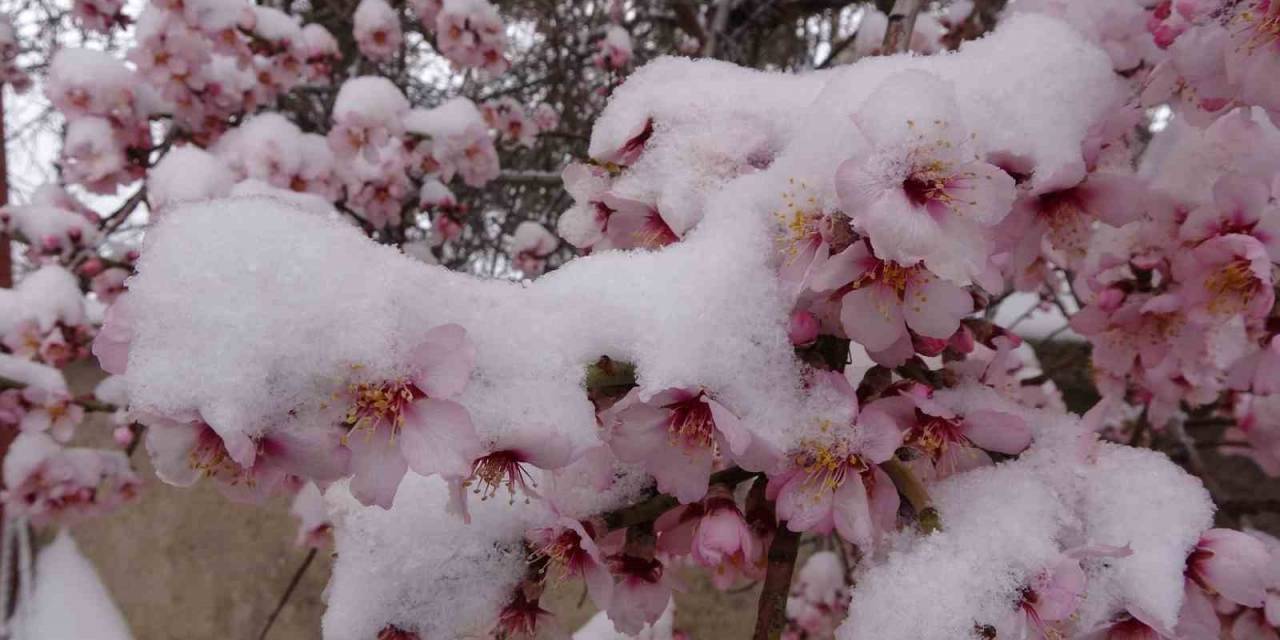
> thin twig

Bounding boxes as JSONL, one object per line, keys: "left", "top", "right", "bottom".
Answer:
{"left": 257, "top": 547, "right": 318, "bottom": 640}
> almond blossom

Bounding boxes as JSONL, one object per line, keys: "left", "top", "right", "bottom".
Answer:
{"left": 342, "top": 323, "right": 483, "bottom": 508}
{"left": 602, "top": 387, "right": 755, "bottom": 503}
{"left": 766, "top": 373, "right": 901, "bottom": 546}
{"left": 353, "top": 0, "right": 403, "bottom": 62}
{"left": 835, "top": 71, "right": 1016, "bottom": 286}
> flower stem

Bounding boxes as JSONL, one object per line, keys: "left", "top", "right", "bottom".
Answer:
{"left": 882, "top": 458, "right": 941, "bottom": 534}
{"left": 751, "top": 526, "right": 801, "bottom": 640}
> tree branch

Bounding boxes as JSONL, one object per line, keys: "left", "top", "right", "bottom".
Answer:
{"left": 257, "top": 547, "right": 318, "bottom": 640}
{"left": 751, "top": 525, "right": 800, "bottom": 640}
{"left": 881, "top": 0, "right": 924, "bottom": 54}
{"left": 882, "top": 457, "right": 941, "bottom": 533}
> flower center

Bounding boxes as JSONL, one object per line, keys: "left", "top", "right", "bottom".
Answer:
{"left": 468, "top": 451, "right": 535, "bottom": 503}
{"left": 344, "top": 379, "right": 421, "bottom": 440}
{"left": 793, "top": 438, "right": 866, "bottom": 494}
{"left": 663, "top": 394, "right": 716, "bottom": 451}
{"left": 907, "top": 416, "right": 964, "bottom": 460}
{"left": 1204, "top": 259, "right": 1258, "bottom": 312}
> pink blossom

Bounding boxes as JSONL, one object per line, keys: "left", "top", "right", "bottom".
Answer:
{"left": 143, "top": 416, "right": 348, "bottom": 503}
{"left": 1186, "top": 528, "right": 1271, "bottom": 607}
{"left": 688, "top": 490, "right": 764, "bottom": 588}
{"left": 492, "top": 586, "right": 563, "bottom": 639}
{"left": 1228, "top": 336, "right": 1280, "bottom": 395}
{"left": 377, "top": 625, "right": 420, "bottom": 640}
{"left": 290, "top": 482, "right": 333, "bottom": 548}
{"left": 1018, "top": 556, "right": 1088, "bottom": 636}
{"left": 1000, "top": 171, "right": 1146, "bottom": 274}
{"left": 532, "top": 104, "right": 559, "bottom": 132}
{"left": 1225, "top": 1, "right": 1280, "bottom": 121}
{"left": 784, "top": 551, "right": 849, "bottom": 639}
{"left": 20, "top": 387, "right": 84, "bottom": 443}
{"left": 93, "top": 295, "right": 134, "bottom": 375}
{"left": 603, "top": 387, "right": 755, "bottom": 503}
{"left": 451, "top": 425, "right": 574, "bottom": 520}
{"left": 606, "top": 554, "right": 672, "bottom": 635}
{"left": 1181, "top": 173, "right": 1280, "bottom": 260}
{"left": 511, "top": 221, "right": 559, "bottom": 276}
{"left": 877, "top": 384, "right": 1031, "bottom": 479}
{"left": 835, "top": 71, "right": 1016, "bottom": 285}
{"left": 594, "top": 25, "right": 633, "bottom": 71}
{"left": 408, "top": 0, "right": 442, "bottom": 28}
{"left": 3, "top": 319, "right": 44, "bottom": 360}
{"left": 810, "top": 241, "right": 973, "bottom": 361}
{"left": 788, "top": 310, "right": 820, "bottom": 346}
{"left": 91, "top": 267, "right": 130, "bottom": 304}
{"left": 1173, "top": 233, "right": 1274, "bottom": 324}
{"left": 767, "top": 373, "right": 902, "bottom": 545}
{"left": 73, "top": 0, "right": 128, "bottom": 32}
{"left": 435, "top": 0, "right": 508, "bottom": 74}
{"left": 528, "top": 517, "right": 613, "bottom": 608}
{"left": 1227, "top": 394, "right": 1280, "bottom": 477}
{"left": 1, "top": 432, "right": 139, "bottom": 527}
{"left": 353, "top": 0, "right": 403, "bottom": 62}
{"left": 342, "top": 323, "right": 483, "bottom": 508}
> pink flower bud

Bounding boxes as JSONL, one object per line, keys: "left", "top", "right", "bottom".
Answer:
{"left": 788, "top": 310, "right": 819, "bottom": 346}
{"left": 113, "top": 425, "right": 134, "bottom": 446}
{"left": 912, "top": 334, "right": 948, "bottom": 357}
{"left": 948, "top": 325, "right": 975, "bottom": 354}
{"left": 1096, "top": 287, "right": 1126, "bottom": 312}
{"left": 80, "top": 257, "right": 105, "bottom": 277}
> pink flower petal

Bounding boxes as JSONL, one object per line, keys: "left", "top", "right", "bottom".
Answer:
{"left": 903, "top": 273, "right": 972, "bottom": 340}
{"left": 840, "top": 284, "right": 906, "bottom": 352}
{"left": 399, "top": 398, "right": 482, "bottom": 478}
{"left": 410, "top": 323, "right": 476, "bottom": 399}
{"left": 961, "top": 410, "right": 1031, "bottom": 455}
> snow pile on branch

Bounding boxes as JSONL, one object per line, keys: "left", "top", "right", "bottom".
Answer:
{"left": 114, "top": 14, "right": 1216, "bottom": 637}
{"left": 322, "top": 475, "right": 539, "bottom": 638}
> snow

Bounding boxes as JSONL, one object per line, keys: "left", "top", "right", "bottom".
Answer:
{"left": 835, "top": 407, "right": 1213, "bottom": 640}
{"left": 1, "top": 204, "right": 100, "bottom": 248}
{"left": 12, "top": 531, "right": 134, "bottom": 640}
{"left": 114, "top": 15, "right": 1214, "bottom": 638}
{"left": 0, "top": 355, "right": 68, "bottom": 394}
{"left": 322, "top": 475, "right": 541, "bottom": 638}
{"left": 0, "top": 265, "right": 87, "bottom": 335}
{"left": 332, "top": 76, "right": 409, "bottom": 126}
{"left": 148, "top": 146, "right": 235, "bottom": 213}
{"left": 402, "top": 96, "right": 487, "bottom": 139}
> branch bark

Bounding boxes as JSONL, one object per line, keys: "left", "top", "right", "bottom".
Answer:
{"left": 751, "top": 525, "right": 801, "bottom": 640}
{"left": 882, "top": 457, "right": 941, "bottom": 533}
{"left": 881, "top": 0, "right": 924, "bottom": 54}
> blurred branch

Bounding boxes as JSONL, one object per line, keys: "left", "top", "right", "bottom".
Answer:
{"left": 881, "top": 0, "right": 922, "bottom": 54}
{"left": 496, "top": 170, "right": 563, "bottom": 186}
{"left": 751, "top": 526, "right": 800, "bottom": 640}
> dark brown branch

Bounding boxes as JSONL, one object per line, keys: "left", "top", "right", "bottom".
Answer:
{"left": 257, "top": 547, "right": 318, "bottom": 640}
{"left": 751, "top": 526, "right": 801, "bottom": 640}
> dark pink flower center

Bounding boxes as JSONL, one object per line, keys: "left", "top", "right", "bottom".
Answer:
{"left": 662, "top": 394, "right": 717, "bottom": 451}
{"left": 469, "top": 450, "right": 536, "bottom": 502}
